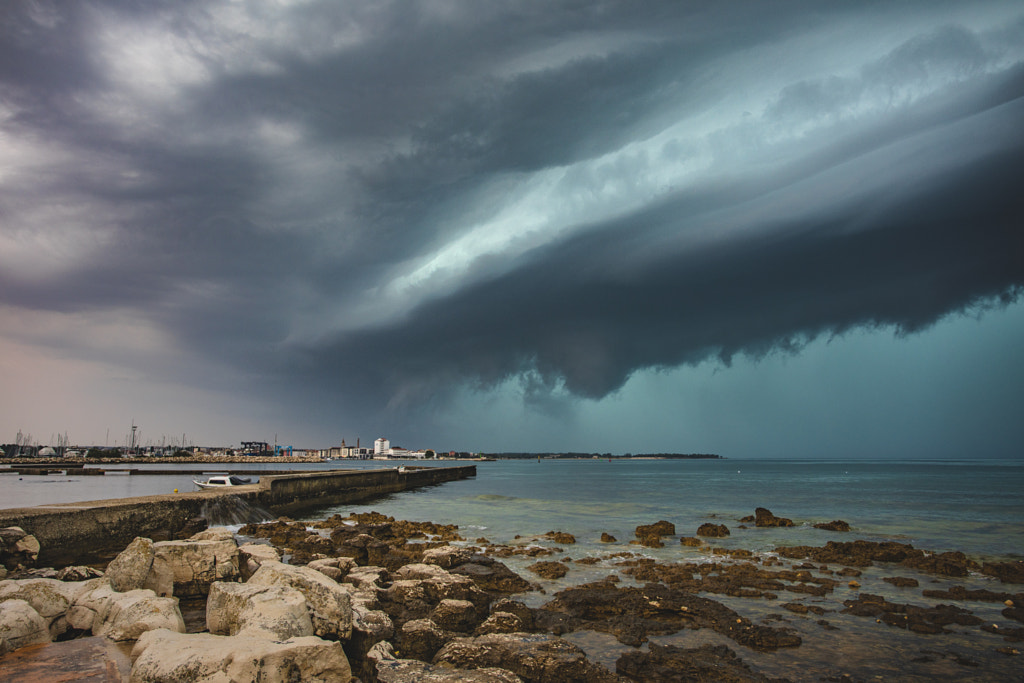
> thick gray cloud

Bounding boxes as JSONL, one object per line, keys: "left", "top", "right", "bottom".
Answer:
{"left": 1, "top": 1, "right": 1022, "bottom": 451}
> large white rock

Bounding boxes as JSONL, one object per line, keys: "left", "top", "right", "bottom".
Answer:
{"left": 206, "top": 582, "right": 313, "bottom": 640}
{"left": 0, "top": 577, "right": 93, "bottom": 639}
{"left": 0, "top": 599, "right": 50, "bottom": 651}
{"left": 68, "top": 582, "right": 184, "bottom": 641}
{"left": 247, "top": 560, "right": 353, "bottom": 640}
{"left": 143, "top": 537, "right": 240, "bottom": 598}
{"left": 189, "top": 527, "right": 236, "bottom": 542}
{"left": 238, "top": 542, "right": 280, "bottom": 581}
{"left": 106, "top": 537, "right": 156, "bottom": 592}
{"left": 130, "top": 628, "right": 351, "bottom": 683}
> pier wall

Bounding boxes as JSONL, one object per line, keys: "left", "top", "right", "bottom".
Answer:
{"left": 0, "top": 465, "right": 475, "bottom": 567}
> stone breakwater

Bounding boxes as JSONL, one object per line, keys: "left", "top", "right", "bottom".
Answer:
{"left": 0, "top": 465, "right": 475, "bottom": 567}
{"left": 1, "top": 507, "right": 1022, "bottom": 682}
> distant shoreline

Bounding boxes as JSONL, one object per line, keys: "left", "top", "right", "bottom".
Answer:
{"left": 485, "top": 452, "right": 723, "bottom": 460}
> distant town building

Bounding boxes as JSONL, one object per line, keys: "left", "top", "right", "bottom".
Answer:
{"left": 374, "top": 437, "right": 390, "bottom": 455}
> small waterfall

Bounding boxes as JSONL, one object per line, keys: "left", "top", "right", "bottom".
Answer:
{"left": 199, "top": 495, "right": 274, "bottom": 527}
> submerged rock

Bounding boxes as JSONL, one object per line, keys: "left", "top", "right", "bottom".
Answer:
{"left": 982, "top": 561, "right": 1024, "bottom": 584}
{"left": 538, "top": 579, "right": 801, "bottom": 650}
{"left": 841, "top": 593, "right": 983, "bottom": 634}
{"left": 433, "top": 632, "right": 623, "bottom": 683}
{"left": 813, "top": 520, "right": 851, "bottom": 532}
{"left": 617, "top": 642, "right": 785, "bottom": 682}
{"left": 527, "top": 561, "right": 569, "bottom": 580}
{"left": 369, "top": 640, "right": 522, "bottom": 683}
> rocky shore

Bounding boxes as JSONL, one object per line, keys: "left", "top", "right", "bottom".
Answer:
{"left": 1, "top": 507, "right": 1022, "bottom": 681}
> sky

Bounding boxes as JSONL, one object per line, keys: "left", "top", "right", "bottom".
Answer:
{"left": 1, "top": 1, "right": 1023, "bottom": 458}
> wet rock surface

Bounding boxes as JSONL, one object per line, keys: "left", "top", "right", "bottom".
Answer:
{"left": 536, "top": 579, "right": 801, "bottom": 650}
{"left": 697, "top": 523, "right": 730, "bottom": 538}
{"left": 981, "top": 560, "right": 1024, "bottom": 584}
{"left": 775, "top": 540, "right": 980, "bottom": 577}
{"left": 617, "top": 642, "right": 788, "bottom": 682}
{"left": 2, "top": 509, "right": 1022, "bottom": 682}
{"left": 527, "top": 561, "right": 569, "bottom": 580}
{"left": 433, "top": 632, "right": 624, "bottom": 683}
{"left": 841, "top": 593, "right": 984, "bottom": 634}
{"left": 741, "top": 508, "right": 794, "bottom": 528}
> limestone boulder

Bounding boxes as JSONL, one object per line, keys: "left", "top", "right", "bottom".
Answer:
{"left": 431, "top": 598, "right": 478, "bottom": 632}
{"left": 449, "top": 558, "right": 533, "bottom": 595}
{"left": 347, "top": 597, "right": 397, "bottom": 682}
{"left": 307, "top": 556, "right": 357, "bottom": 582}
{"left": 248, "top": 560, "right": 353, "bottom": 640}
{"left": 394, "top": 563, "right": 455, "bottom": 582}
{"left": 369, "top": 641, "right": 522, "bottom": 683}
{"left": 696, "top": 523, "right": 730, "bottom": 538}
{"left": 433, "top": 632, "right": 622, "bottom": 683}
{"left": 238, "top": 542, "right": 280, "bottom": 581}
{"left": 144, "top": 536, "right": 240, "bottom": 598}
{"left": 475, "top": 611, "right": 525, "bottom": 635}
{"left": 206, "top": 582, "right": 313, "bottom": 640}
{"left": 396, "top": 618, "right": 450, "bottom": 661}
{"left": 130, "top": 628, "right": 351, "bottom": 683}
{"left": 422, "top": 545, "right": 475, "bottom": 569}
{"left": 345, "top": 565, "right": 390, "bottom": 591}
{"left": 72, "top": 583, "right": 185, "bottom": 642}
{"left": 106, "top": 537, "right": 155, "bottom": 592}
{"left": 635, "top": 521, "right": 676, "bottom": 538}
{"left": 189, "top": 527, "right": 236, "bottom": 542}
{"left": 381, "top": 569, "right": 488, "bottom": 624}
{"left": 753, "top": 508, "right": 794, "bottom": 528}
{"left": 56, "top": 566, "right": 104, "bottom": 581}
{"left": 0, "top": 577, "right": 92, "bottom": 639}
{"left": 0, "top": 599, "right": 50, "bottom": 651}
{"left": 0, "top": 527, "right": 40, "bottom": 570}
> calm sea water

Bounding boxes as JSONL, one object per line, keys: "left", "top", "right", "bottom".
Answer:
{"left": 3, "top": 457, "right": 1022, "bottom": 680}
{"left": 2, "top": 458, "right": 1021, "bottom": 559}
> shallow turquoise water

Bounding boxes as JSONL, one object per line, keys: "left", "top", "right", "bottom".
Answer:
{"left": 314, "top": 458, "right": 1024, "bottom": 560}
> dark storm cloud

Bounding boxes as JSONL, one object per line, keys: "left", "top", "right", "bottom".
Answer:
{"left": 2, "top": 0, "right": 1023, "bottom": 435}
{"left": 307, "top": 93, "right": 1024, "bottom": 405}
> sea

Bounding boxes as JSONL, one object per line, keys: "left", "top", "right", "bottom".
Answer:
{"left": 2, "top": 457, "right": 1022, "bottom": 680}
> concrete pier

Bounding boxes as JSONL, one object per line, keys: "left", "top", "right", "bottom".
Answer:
{"left": 0, "top": 465, "right": 475, "bottom": 567}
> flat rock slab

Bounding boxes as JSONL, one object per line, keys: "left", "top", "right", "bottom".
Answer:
{"left": 0, "top": 636, "right": 131, "bottom": 682}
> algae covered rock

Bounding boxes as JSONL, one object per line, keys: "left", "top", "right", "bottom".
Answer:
{"left": 433, "top": 632, "right": 621, "bottom": 683}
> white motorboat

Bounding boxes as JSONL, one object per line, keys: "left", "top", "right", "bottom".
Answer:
{"left": 193, "top": 474, "right": 252, "bottom": 489}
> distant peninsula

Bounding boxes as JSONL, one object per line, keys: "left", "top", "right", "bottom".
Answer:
{"left": 486, "top": 452, "right": 722, "bottom": 460}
